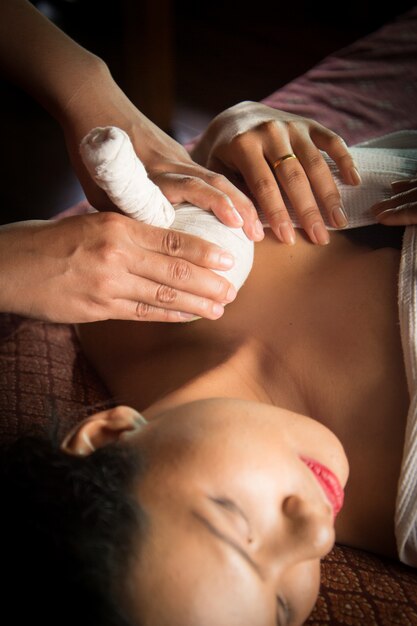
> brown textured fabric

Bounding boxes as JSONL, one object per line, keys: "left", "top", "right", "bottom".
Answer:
{"left": 0, "top": 313, "right": 111, "bottom": 444}
{"left": 307, "top": 546, "right": 417, "bottom": 624}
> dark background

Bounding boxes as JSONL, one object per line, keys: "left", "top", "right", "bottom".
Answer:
{"left": 1, "top": 0, "right": 415, "bottom": 223}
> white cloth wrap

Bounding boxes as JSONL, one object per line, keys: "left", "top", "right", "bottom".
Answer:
{"left": 258, "top": 130, "right": 417, "bottom": 230}
{"left": 79, "top": 126, "right": 176, "bottom": 227}
{"left": 397, "top": 225, "right": 417, "bottom": 566}
{"left": 171, "top": 203, "right": 254, "bottom": 292}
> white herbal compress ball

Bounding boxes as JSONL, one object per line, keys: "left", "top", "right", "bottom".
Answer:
{"left": 80, "top": 126, "right": 254, "bottom": 298}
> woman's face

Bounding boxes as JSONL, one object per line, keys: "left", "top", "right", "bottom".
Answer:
{"left": 121, "top": 397, "right": 349, "bottom": 626}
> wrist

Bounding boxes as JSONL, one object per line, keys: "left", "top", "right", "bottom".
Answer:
{"left": 55, "top": 57, "right": 141, "bottom": 143}
{"left": 51, "top": 53, "right": 110, "bottom": 124}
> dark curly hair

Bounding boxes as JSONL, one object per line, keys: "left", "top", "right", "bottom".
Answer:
{"left": 0, "top": 430, "right": 148, "bottom": 626}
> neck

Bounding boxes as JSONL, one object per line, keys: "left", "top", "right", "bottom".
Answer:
{"left": 142, "top": 338, "right": 311, "bottom": 421}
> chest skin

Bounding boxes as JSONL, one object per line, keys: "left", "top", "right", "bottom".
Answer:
{"left": 78, "top": 226, "right": 409, "bottom": 558}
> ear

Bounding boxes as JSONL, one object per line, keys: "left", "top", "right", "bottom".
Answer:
{"left": 61, "top": 405, "right": 147, "bottom": 456}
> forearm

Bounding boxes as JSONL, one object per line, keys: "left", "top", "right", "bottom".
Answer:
{"left": 0, "top": 220, "right": 46, "bottom": 317}
{"left": 0, "top": 1, "right": 260, "bottom": 237}
{"left": 0, "top": 0, "right": 101, "bottom": 119}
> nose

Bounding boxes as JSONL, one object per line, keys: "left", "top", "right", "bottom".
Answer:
{"left": 281, "top": 494, "right": 335, "bottom": 559}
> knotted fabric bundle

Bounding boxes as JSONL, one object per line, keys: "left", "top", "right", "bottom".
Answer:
{"left": 80, "top": 126, "right": 176, "bottom": 227}
{"left": 80, "top": 126, "right": 254, "bottom": 295}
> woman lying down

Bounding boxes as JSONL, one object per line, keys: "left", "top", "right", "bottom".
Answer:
{"left": 2, "top": 103, "right": 417, "bottom": 626}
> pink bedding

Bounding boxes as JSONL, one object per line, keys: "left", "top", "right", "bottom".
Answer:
{"left": 263, "top": 6, "right": 417, "bottom": 145}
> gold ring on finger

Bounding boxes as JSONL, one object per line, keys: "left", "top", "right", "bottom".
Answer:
{"left": 272, "top": 153, "right": 298, "bottom": 169}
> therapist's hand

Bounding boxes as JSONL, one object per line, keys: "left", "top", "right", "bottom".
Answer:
{"left": 59, "top": 61, "right": 262, "bottom": 242}
{"left": 0, "top": 0, "right": 260, "bottom": 241}
{"left": 0, "top": 212, "right": 237, "bottom": 323}
{"left": 191, "top": 101, "right": 361, "bottom": 245}
{"left": 372, "top": 178, "right": 417, "bottom": 225}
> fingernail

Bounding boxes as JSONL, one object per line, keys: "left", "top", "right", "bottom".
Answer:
{"left": 178, "top": 311, "right": 197, "bottom": 320}
{"left": 311, "top": 222, "right": 330, "bottom": 245}
{"left": 371, "top": 199, "right": 389, "bottom": 215}
{"left": 254, "top": 219, "right": 264, "bottom": 239}
{"left": 217, "top": 251, "right": 235, "bottom": 269}
{"left": 278, "top": 221, "right": 296, "bottom": 245}
{"left": 231, "top": 207, "right": 244, "bottom": 226}
{"left": 332, "top": 206, "right": 348, "bottom": 228}
{"left": 350, "top": 166, "right": 362, "bottom": 186}
{"left": 225, "top": 284, "right": 237, "bottom": 302}
{"left": 212, "top": 303, "right": 225, "bottom": 318}
{"left": 375, "top": 207, "right": 402, "bottom": 219}
{"left": 226, "top": 196, "right": 244, "bottom": 226}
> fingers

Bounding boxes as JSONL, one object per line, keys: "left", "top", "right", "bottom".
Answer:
{"left": 90, "top": 255, "right": 235, "bottom": 323}
{"left": 236, "top": 129, "right": 334, "bottom": 245}
{"left": 309, "top": 125, "right": 361, "bottom": 186}
{"left": 115, "top": 268, "right": 235, "bottom": 322}
{"left": 80, "top": 213, "right": 239, "bottom": 323}
{"left": 134, "top": 220, "right": 236, "bottom": 271}
{"left": 119, "top": 219, "right": 238, "bottom": 321}
{"left": 273, "top": 154, "right": 330, "bottom": 245}
{"left": 127, "top": 248, "right": 237, "bottom": 314}
{"left": 224, "top": 120, "right": 355, "bottom": 246}
{"left": 270, "top": 135, "right": 335, "bottom": 245}
{"left": 372, "top": 180, "right": 417, "bottom": 225}
{"left": 272, "top": 124, "right": 353, "bottom": 242}
{"left": 121, "top": 303, "right": 199, "bottom": 323}
{"left": 391, "top": 178, "right": 417, "bottom": 193}
{"left": 232, "top": 142, "right": 297, "bottom": 245}
{"left": 291, "top": 129, "right": 349, "bottom": 230}
{"left": 152, "top": 167, "right": 263, "bottom": 242}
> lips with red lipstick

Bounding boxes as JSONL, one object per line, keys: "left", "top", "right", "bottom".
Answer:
{"left": 300, "top": 456, "right": 344, "bottom": 517}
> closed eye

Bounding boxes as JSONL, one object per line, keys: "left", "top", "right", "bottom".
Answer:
{"left": 209, "top": 497, "right": 292, "bottom": 625}
{"left": 209, "top": 496, "right": 254, "bottom": 540}
{"left": 277, "top": 595, "right": 291, "bottom": 626}
{"left": 209, "top": 496, "right": 250, "bottom": 525}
